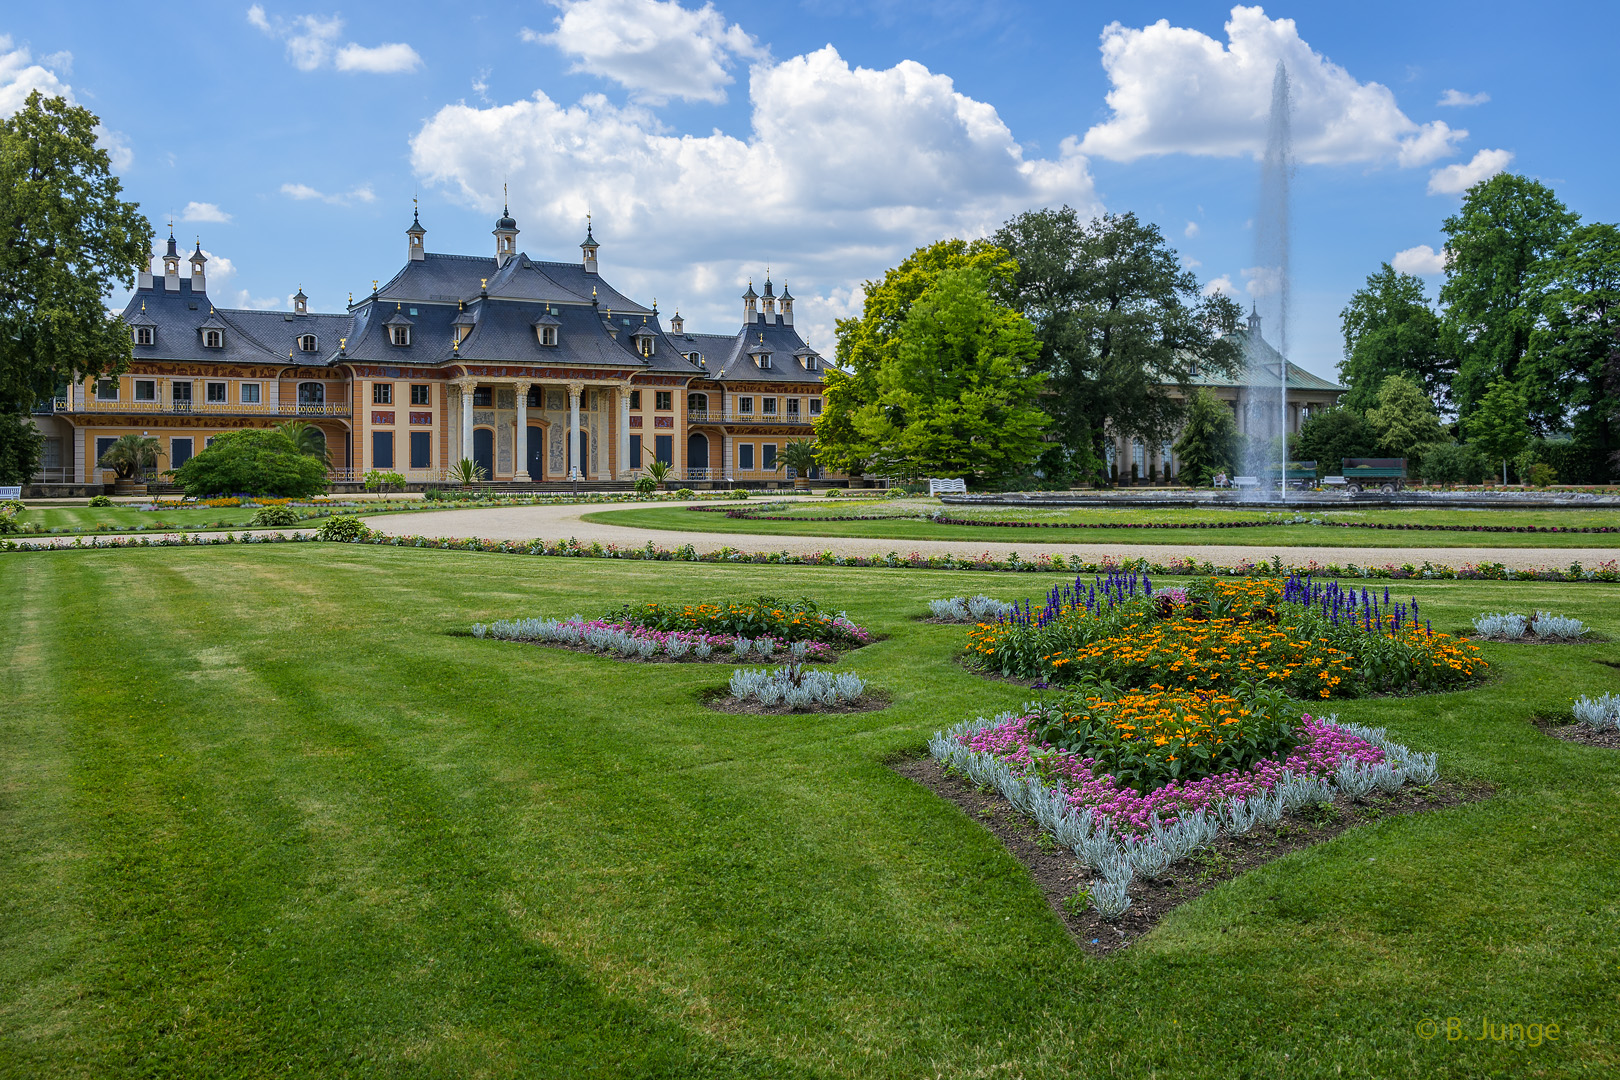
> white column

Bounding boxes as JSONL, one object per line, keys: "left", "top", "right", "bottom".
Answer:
{"left": 78, "top": 426, "right": 89, "bottom": 484}
{"left": 723, "top": 434, "right": 733, "bottom": 481}
{"left": 460, "top": 380, "right": 475, "bottom": 463}
{"left": 514, "top": 381, "right": 531, "bottom": 481}
{"left": 617, "top": 386, "right": 631, "bottom": 479}
{"left": 567, "top": 381, "right": 583, "bottom": 480}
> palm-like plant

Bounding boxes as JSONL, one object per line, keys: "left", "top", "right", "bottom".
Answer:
{"left": 451, "top": 457, "right": 487, "bottom": 486}
{"left": 277, "top": 421, "right": 330, "bottom": 465}
{"left": 96, "top": 434, "right": 163, "bottom": 480}
{"left": 776, "top": 439, "right": 820, "bottom": 487}
{"left": 644, "top": 458, "right": 674, "bottom": 487}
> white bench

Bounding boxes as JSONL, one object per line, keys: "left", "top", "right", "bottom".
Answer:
{"left": 927, "top": 478, "right": 967, "bottom": 496}
{"left": 0, "top": 486, "right": 20, "bottom": 500}
{"left": 1322, "top": 476, "right": 1349, "bottom": 488}
{"left": 1231, "top": 476, "right": 1260, "bottom": 489}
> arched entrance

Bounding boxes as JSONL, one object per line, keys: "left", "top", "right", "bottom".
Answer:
{"left": 473, "top": 428, "right": 494, "bottom": 480}
{"left": 527, "top": 424, "right": 545, "bottom": 479}
{"left": 687, "top": 432, "right": 709, "bottom": 476}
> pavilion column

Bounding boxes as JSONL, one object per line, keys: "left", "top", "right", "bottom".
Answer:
{"left": 458, "top": 379, "right": 475, "bottom": 463}
{"left": 567, "top": 381, "right": 583, "bottom": 480}
{"left": 617, "top": 385, "right": 631, "bottom": 479}
{"left": 513, "top": 380, "right": 531, "bottom": 482}
{"left": 723, "top": 434, "right": 733, "bottom": 482}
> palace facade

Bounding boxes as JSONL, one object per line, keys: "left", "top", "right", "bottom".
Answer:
{"left": 31, "top": 208, "right": 834, "bottom": 488}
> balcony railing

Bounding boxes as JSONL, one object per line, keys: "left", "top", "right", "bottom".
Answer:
{"left": 49, "top": 398, "right": 351, "bottom": 417}
{"left": 686, "top": 410, "right": 815, "bottom": 426}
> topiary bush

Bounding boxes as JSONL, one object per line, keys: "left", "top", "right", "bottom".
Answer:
{"left": 88, "top": 494, "right": 114, "bottom": 507}
{"left": 675, "top": 488, "right": 696, "bottom": 498}
{"left": 634, "top": 476, "right": 657, "bottom": 495}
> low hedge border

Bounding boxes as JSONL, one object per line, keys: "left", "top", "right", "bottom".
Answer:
{"left": 6, "top": 528, "right": 1619, "bottom": 582}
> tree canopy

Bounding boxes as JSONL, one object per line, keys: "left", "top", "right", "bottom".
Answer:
{"left": 993, "top": 208, "right": 1243, "bottom": 480}
{"left": 1291, "top": 407, "right": 1377, "bottom": 475}
{"left": 1171, "top": 389, "right": 1238, "bottom": 486}
{"left": 1440, "top": 173, "right": 1577, "bottom": 426}
{"left": 1465, "top": 377, "right": 1530, "bottom": 476}
{"left": 816, "top": 238, "right": 1015, "bottom": 475}
{"left": 1365, "top": 373, "right": 1449, "bottom": 459}
{"left": 846, "top": 266, "right": 1047, "bottom": 480}
{"left": 1338, "top": 264, "right": 1450, "bottom": 412}
{"left": 0, "top": 91, "right": 151, "bottom": 415}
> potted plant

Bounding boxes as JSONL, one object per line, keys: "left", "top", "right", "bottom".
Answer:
{"left": 97, "top": 434, "right": 164, "bottom": 496}
{"left": 776, "top": 438, "right": 819, "bottom": 491}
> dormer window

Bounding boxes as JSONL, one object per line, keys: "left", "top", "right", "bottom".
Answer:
{"left": 299, "top": 334, "right": 318, "bottom": 352}
{"left": 638, "top": 336, "right": 654, "bottom": 357}
{"left": 390, "top": 325, "right": 411, "bottom": 346}
{"left": 805, "top": 355, "right": 819, "bottom": 371}
{"left": 203, "top": 329, "right": 223, "bottom": 348}
{"left": 758, "top": 353, "right": 772, "bottom": 369}
{"left": 134, "top": 327, "right": 153, "bottom": 346}
{"left": 539, "top": 325, "right": 557, "bottom": 347}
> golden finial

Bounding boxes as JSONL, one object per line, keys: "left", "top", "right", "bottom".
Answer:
{"left": 339, "top": 336, "right": 347, "bottom": 349}
{"left": 592, "top": 286, "right": 597, "bottom": 297}
{"left": 481, "top": 278, "right": 488, "bottom": 289}
{"left": 140, "top": 300, "right": 145, "bottom": 311}
{"left": 348, "top": 291, "right": 353, "bottom": 306}
{"left": 396, "top": 302, "right": 401, "bottom": 311}
{"left": 453, "top": 337, "right": 459, "bottom": 352}
{"left": 372, "top": 279, "right": 378, "bottom": 293}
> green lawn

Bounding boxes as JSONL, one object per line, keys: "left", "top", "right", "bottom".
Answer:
{"left": 3, "top": 548, "right": 1618, "bottom": 1078}
{"left": 587, "top": 502, "right": 1620, "bottom": 549}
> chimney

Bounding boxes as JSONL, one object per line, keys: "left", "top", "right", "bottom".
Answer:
{"left": 742, "top": 280, "right": 758, "bottom": 325}
{"left": 670, "top": 310, "right": 684, "bottom": 335}
{"left": 580, "top": 215, "right": 599, "bottom": 274}
{"left": 779, "top": 283, "right": 793, "bottom": 326}
{"left": 294, "top": 286, "right": 308, "bottom": 316}
{"left": 162, "top": 226, "right": 181, "bottom": 291}
{"left": 761, "top": 274, "right": 776, "bottom": 319}
{"left": 407, "top": 202, "right": 426, "bottom": 261}
{"left": 189, "top": 240, "right": 208, "bottom": 293}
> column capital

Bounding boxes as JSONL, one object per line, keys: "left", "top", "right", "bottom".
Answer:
{"left": 512, "top": 379, "right": 531, "bottom": 396}
{"left": 453, "top": 377, "right": 478, "bottom": 391}
{"left": 566, "top": 381, "right": 585, "bottom": 398}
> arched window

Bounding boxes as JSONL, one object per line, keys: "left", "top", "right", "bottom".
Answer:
{"left": 538, "top": 326, "right": 557, "bottom": 346}
{"left": 297, "top": 382, "right": 325, "bottom": 410}
{"left": 134, "top": 327, "right": 153, "bottom": 346}
{"left": 299, "top": 334, "right": 318, "bottom": 352}
{"left": 390, "top": 325, "right": 411, "bottom": 346}
{"left": 203, "top": 330, "right": 223, "bottom": 348}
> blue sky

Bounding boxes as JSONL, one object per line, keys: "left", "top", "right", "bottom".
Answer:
{"left": 3, "top": 2, "right": 1615, "bottom": 381}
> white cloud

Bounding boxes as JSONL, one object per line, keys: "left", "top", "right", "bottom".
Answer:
{"left": 1184, "top": 220, "right": 1199, "bottom": 238}
{"left": 1438, "top": 89, "right": 1489, "bottom": 107}
{"left": 232, "top": 290, "right": 284, "bottom": 310}
{"left": 181, "top": 201, "right": 233, "bottom": 224}
{"left": 335, "top": 42, "right": 422, "bottom": 74}
{"left": 1427, "top": 148, "right": 1513, "bottom": 195}
{"left": 411, "top": 45, "right": 1098, "bottom": 337}
{"left": 1, "top": 36, "right": 133, "bottom": 170}
{"left": 1180, "top": 255, "right": 1202, "bottom": 269}
{"left": 280, "top": 182, "right": 377, "bottom": 205}
{"left": 1202, "top": 274, "right": 1237, "bottom": 297}
{"left": 1242, "top": 264, "right": 1281, "bottom": 297}
{"left": 524, "top": 0, "right": 766, "bottom": 105}
{"left": 1080, "top": 6, "right": 1464, "bottom": 167}
{"left": 248, "top": 6, "right": 421, "bottom": 75}
{"left": 1391, "top": 244, "right": 1448, "bottom": 275}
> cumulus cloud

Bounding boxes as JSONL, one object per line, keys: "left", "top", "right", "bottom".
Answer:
{"left": 1184, "top": 221, "right": 1199, "bottom": 238}
{"left": 1202, "top": 274, "right": 1237, "bottom": 297}
{"left": 181, "top": 201, "right": 232, "bottom": 224}
{"left": 1, "top": 36, "right": 133, "bottom": 169}
{"left": 410, "top": 44, "right": 1099, "bottom": 341}
{"left": 248, "top": 5, "right": 421, "bottom": 74}
{"left": 1438, "top": 89, "right": 1489, "bottom": 107}
{"left": 280, "top": 181, "right": 377, "bottom": 205}
{"left": 1427, "top": 148, "right": 1513, "bottom": 195}
{"left": 524, "top": 0, "right": 765, "bottom": 104}
{"left": 1080, "top": 6, "right": 1464, "bottom": 167}
{"left": 1391, "top": 244, "right": 1448, "bottom": 275}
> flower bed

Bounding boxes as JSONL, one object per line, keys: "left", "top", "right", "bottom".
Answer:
{"left": 471, "top": 616, "right": 841, "bottom": 663}
{"left": 929, "top": 696, "right": 1440, "bottom": 921}
{"left": 604, "top": 597, "right": 871, "bottom": 650}
{"left": 722, "top": 663, "right": 872, "bottom": 711}
{"left": 967, "top": 573, "right": 1487, "bottom": 698}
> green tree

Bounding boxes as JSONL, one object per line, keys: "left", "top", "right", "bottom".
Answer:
{"left": 1440, "top": 173, "right": 1578, "bottom": 425}
{"left": 96, "top": 433, "right": 163, "bottom": 481}
{"left": 993, "top": 208, "right": 1244, "bottom": 480}
{"left": 816, "top": 238, "right": 1015, "bottom": 474}
{"left": 171, "top": 428, "right": 328, "bottom": 497}
{"left": 1171, "top": 388, "right": 1238, "bottom": 485}
{"left": 0, "top": 412, "right": 44, "bottom": 485}
{"left": 851, "top": 266, "right": 1047, "bottom": 480}
{"left": 1466, "top": 378, "right": 1530, "bottom": 482}
{"left": 277, "top": 420, "right": 330, "bottom": 464}
{"left": 1421, "top": 442, "right": 1488, "bottom": 486}
{"left": 1338, "top": 264, "right": 1450, "bottom": 411}
{"left": 0, "top": 92, "right": 152, "bottom": 417}
{"left": 1291, "top": 407, "right": 1377, "bottom": 475}
{"left": 1365, "top": 373, "right": 1449, "bottom": 469}
{"left": 1524, "top": 222, "right": 1620, "bottom": 481}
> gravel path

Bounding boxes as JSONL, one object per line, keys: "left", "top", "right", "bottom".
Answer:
{"left": 356, "top": 502, "right": 1619, "bottom": 570}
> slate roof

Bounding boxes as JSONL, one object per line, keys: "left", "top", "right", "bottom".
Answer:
{"left": 1188, "top": 327, "right": 1347, "bottom": 393}
{"left": 376, "top": 250, "right": 647, "bottom": 313}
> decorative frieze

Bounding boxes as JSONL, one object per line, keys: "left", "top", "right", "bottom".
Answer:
{"left": 371, "top": 411, "right": 395, "bottom": 425}
{"left": 409, "top": 411, "right": 432, "bottom": 425}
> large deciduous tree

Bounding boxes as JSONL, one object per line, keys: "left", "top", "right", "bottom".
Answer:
{"left": 1440, "top": 173, "right": 1577, "bottom": 426}
{"left": 816, "top": 238, "right": 1016, "bottom": 475}
{"left": 1365, "top": 373, "right": 1449, "bottom": 470}
{"left": 1524, "top": 222, "right": 1620, "bottom": 481}
{"left": 1338, "top": 264, "right": 1450, "bottom": 411}
{"left": 1290, "top": 407, "right": 1377, "bottom": 476}
{"left": 993, "top": 207, "right": 1244, "bottom": 482}
{"left": 1465, "top": 377, "right": 1530, "bottom": 482}
{"left": 171, "top": 428, "right": 329, "bottom": 497}
{"left": 0, "top": 91, "right": 151, "bottom": 416}
{"left": 851, "top": 266, "right": 1047, "bottom": 481}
